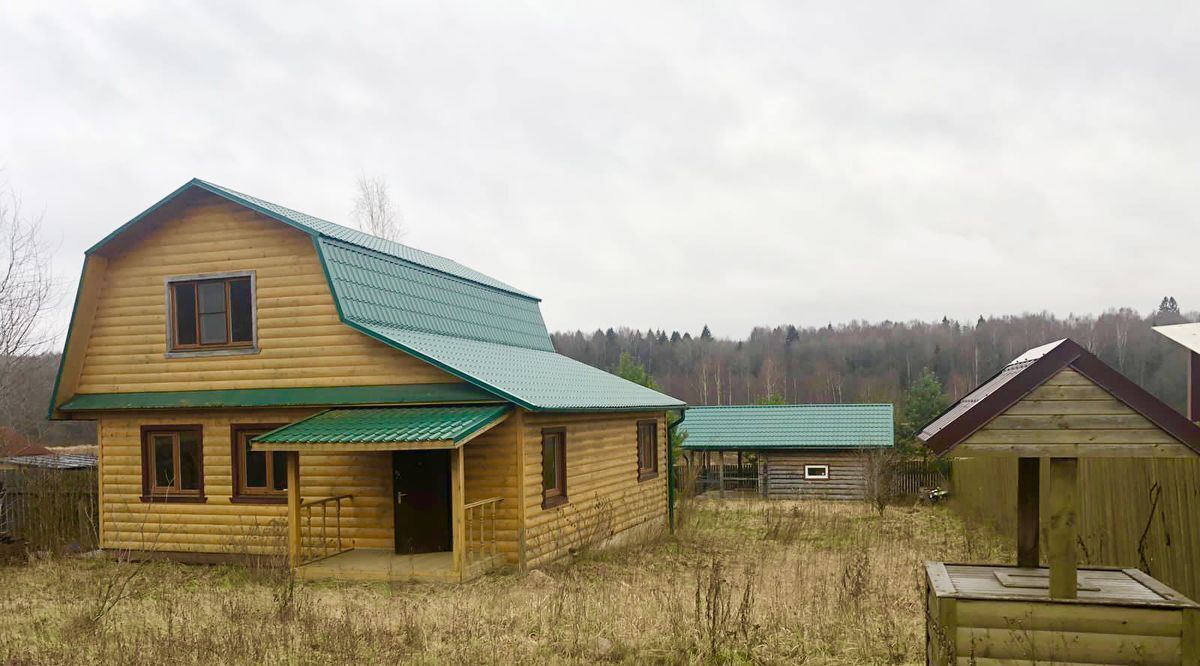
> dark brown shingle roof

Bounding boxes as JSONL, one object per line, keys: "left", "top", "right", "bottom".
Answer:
{"left": 918, "top": 338, "right": 1200, "bottom": 456}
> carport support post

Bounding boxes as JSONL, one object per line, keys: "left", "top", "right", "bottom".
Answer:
{"left": 1047, "top": 457, "right": 1078, "bottom": 599}
{"left": 717, "top": 451, "right": 725, "bottom": 498}
{"left": 1017, "top": 457, "right": 1040, "bottom": 568}
{"left": 287, "top": 452, "right": 301, "bottom": 568}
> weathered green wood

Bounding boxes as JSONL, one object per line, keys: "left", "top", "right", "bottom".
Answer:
{"left": 1182, "top": 607, "right": 1198, "bottom": 666}
{"left": 1017, "top": 457, "right": 1040, "bottom": 568}
{"left": 1047, "top": 457, "right": 1078, "bottom": 599}
{"left": 958, "top": 599, "right": 1181, "bottom": 636}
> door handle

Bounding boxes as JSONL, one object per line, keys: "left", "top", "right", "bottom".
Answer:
{"left": 396, "top": 491, "right": 407, "bottom": 504}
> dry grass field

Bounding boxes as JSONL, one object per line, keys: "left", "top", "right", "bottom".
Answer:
{"left": 0, "top": 500, "right": 1008, "bottom": 665}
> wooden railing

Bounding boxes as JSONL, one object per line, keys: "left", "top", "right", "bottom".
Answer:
{"left": 463, "top": 496, "right": 502, "bottom": 562}
{"left": 300, "top": 494, "right": 353, "bottom": 564}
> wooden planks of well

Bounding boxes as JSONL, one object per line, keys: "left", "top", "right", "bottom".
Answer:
{"left": 925, "top": 562, "right": 1200, "bottom": 665}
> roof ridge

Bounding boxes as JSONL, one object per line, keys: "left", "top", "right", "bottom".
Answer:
{"left": 191, "top": 179, "right": 538, "bottom": 300}
{"left": 321, "top": 237, "right": 535, "bottom": 302}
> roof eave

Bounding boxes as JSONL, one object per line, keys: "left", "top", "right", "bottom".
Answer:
{"left": 920, "top": 339, "right": 1200, "bottom": 457}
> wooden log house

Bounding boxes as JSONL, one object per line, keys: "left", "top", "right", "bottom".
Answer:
{"left": 48, "top": 179, "right": 685, "bottom": 582}
{"left": 919, "top": 339, "right": 1200, "bottom": 665}
{"left": 680, "top": 404, "right": 894, "bottom": 500}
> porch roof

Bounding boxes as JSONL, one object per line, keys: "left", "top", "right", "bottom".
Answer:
{"left": 251, "top": 405, "right": 510, "bottom": 452}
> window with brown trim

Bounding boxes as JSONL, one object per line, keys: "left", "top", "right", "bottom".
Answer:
{"left": 541, "top": 427, "right": 567, "bottom": 508}
{"left": 141, "top": 425, "right": 205, "bottom": 502}
{"left": 231, "top": 424, "right": 288, "bottom": 503}
{"left": 637, "top": 419, "right": 658, "bottom": 481}
{"left": 168, "top": 274, "right": 255, "bottom": 352}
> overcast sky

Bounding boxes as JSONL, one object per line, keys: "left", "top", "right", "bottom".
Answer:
{"left": 3, "top": 2, "right": 1198, "bottom": 341}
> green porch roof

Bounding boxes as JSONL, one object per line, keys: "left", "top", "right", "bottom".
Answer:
{"left": 58, "top": 383, "right": 500, "bottom": 412}
{"left": 253, "top": 405, "right": 510, "bottom": 445}
{"left": 681, "top": 404, "right": 894, "bottom": 450}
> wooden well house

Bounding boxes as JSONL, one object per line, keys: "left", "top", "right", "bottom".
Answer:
{"left": 918, "top": 339, "right": 1199, "bottom": 665}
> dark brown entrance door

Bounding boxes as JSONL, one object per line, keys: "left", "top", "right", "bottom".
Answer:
{"left": 392, "top": 450, "right": 452, "bottom": 554}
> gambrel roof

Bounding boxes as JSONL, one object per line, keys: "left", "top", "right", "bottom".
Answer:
{"left": 51, "top": 179, "right": 684, "bottom": 414}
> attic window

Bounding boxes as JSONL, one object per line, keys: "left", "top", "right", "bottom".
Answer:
{"left": 167, "top": 273, "right": 256, "bottom": 354}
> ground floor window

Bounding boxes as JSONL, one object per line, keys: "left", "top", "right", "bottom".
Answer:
{"left": 231, "top": 424, "right": 287, "bottom": 502}
{"left": 541, "top": 427, "right": 567, "bottom": 508}
{"left": 637, "top": 419, "right": 658, "bottom": 481}
{"left": 141, "top": 425, "right": 204, "bottom": 501}
{"left": 804, "top": 464, "right": 830, "bottom": 480}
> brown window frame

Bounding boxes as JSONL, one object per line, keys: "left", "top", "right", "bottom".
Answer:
{"left": 541, "top": 427, "right": 567, "bottom": 509}
{"left": 140, "top": 425, "right": 206, "bottom": 503}
{"left": 230, "top": 424, "right": 288, "bottom": 504}
{"left": 166, "top": 272, "right": 257, "bottom": 355}
{"left": 637, "top": 419, "right": 659, "bottom": 481}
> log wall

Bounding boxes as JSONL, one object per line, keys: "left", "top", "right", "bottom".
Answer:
{"left": 520, "top": 411, "right": 668, "bottom": 569}
{"left": 74, "top": 194, "right": 454, "bottom": 394}
{"left": 462, "top": 417, "right": 521, "bottom": 564}
{"left": 98, "top": 409, "right": 395, "bottom": 556}
{"left": 762, "top": 449, "right": 866, "bottom": 500}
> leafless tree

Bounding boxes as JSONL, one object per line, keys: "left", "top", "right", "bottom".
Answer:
{"left": 351, "top": 175, "right": 403, "bottom": 242}
{"left": 0, "top": 185, "right": 54, "bottom": 427}
{"left": 860, "top": 448, "right": 900, "bottom": 514}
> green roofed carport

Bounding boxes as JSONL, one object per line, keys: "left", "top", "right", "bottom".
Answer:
{"left": 680, "top": 404, "right": 894, "bottom": 451}
{"left": 251, "top": 405, "right": 511, "bottom": 452}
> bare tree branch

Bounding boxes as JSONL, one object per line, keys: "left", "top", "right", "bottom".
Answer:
{"left": 351, "top": 175, "right": 403, "bottom": 242}
{"left": 0, "top": 186, "right": 54, "bottom": 428}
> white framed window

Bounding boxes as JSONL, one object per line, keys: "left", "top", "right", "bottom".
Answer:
{"left": 804, "top": 464, "right": 830, "bottom": 480}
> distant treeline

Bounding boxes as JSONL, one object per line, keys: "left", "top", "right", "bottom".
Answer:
{"left": 1, "top": 353, "right": 94, "bottom": 446}
{"left": 552, "top": 300, "right": 1195, "bottom": 413}
{"left": 5, "top": 301, "right": 1194, "bottom": 447}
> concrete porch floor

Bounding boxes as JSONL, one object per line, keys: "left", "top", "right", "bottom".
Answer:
{"left": 295, "top": 549, "right": 506, "bottom": 583}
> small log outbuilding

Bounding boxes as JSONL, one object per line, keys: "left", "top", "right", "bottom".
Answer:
{"left": 680, "top": 404, "right": 893, "bottom": 500}
{"left": 919, "top": 339, "right": 1199, "bottom": 665}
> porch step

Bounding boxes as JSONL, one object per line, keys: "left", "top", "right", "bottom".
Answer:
{"left": 295, "top": 549, "right": 506, "bottom": 583}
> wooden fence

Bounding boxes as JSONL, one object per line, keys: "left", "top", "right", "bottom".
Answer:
{"left": 0, "top": 468, "right": 98, "bottom": 553}
{"left": 952, "top": 457, "right": 1200, "bottom": 601}
{"left": 890, "top": 460, "right": 949, "bottom": 497}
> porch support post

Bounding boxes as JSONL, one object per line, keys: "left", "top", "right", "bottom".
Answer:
{"left": 1047, "top": 457, "right": 1078, "bottom": 599}
{"left": 451, "top": 446, "right": 465, "bottom": 580}
{"left": 287, "top": 451, "right": 301, "bottom": 568}
{"left": 514, "top": 409, "right": 528, "bottom": 572}
{"left": 1017, "top": 457, "right": 1040, "bottom": 568}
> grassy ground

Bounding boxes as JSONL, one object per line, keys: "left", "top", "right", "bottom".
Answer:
{"left": 0, "top": 500, "right": 1007, "bottom": 665}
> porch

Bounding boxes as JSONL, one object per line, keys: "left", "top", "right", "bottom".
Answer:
{"left": 252, "top": 405, "right": 514, "bottom": 583}
{"left": 295, "top": 548, "right": 505, "bottom": 583}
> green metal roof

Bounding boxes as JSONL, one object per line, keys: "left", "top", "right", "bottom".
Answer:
{"left": 253, "top": 405, "right": 510, "bottom": 445}
{"left": 87, "top": 179, "right": 536, "bottom": 299}
{"left": 353, "top": 323, "right": 685, "bottom": 411}
{"left": 321, "top": 238, "right": 553, "bottom": 351}
{"left": 58, "top": 383, "right": 500, "bottom": 412}
{"left": 681, "top": 404, "right": 894, "bottom": 450}
{"left": 52, "top": 179, "right": 685, "bottom": 415}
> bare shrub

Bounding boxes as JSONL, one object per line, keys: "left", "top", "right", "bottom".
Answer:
{"left": 692, "top": 558, "right": 760, "bottom": 659}
{"left": 861, "top": 447, "right": 900, "bottom": 514}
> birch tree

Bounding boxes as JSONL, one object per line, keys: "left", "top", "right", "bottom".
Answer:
{"left": 351, "top": 175, "right": 403, "bottom": 242}
{"left": 0, "top": 185, "right": 54, "bottom": 427}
